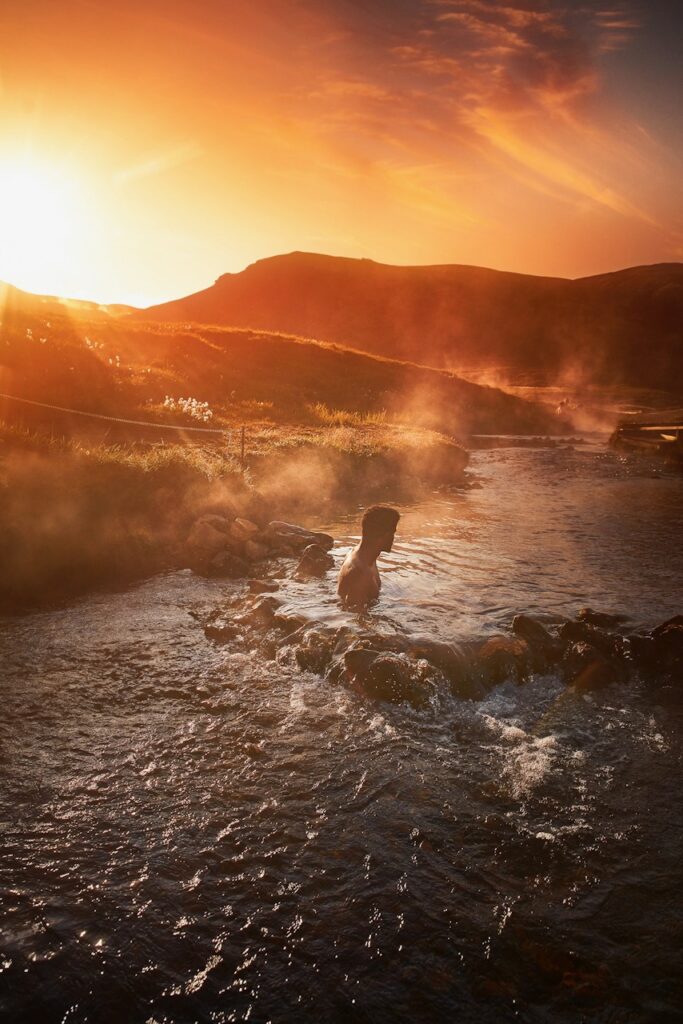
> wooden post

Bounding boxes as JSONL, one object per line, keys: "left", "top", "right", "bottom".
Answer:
{"left": 240, "top": 425, "right": 246, "bottom": 470}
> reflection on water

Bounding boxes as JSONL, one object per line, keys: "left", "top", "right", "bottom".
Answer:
{"left": 1, "top": 441, "right": 682, "bottom": 1023}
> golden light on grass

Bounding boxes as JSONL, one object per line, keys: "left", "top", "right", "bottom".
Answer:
{"left": 0, "top": 157, "right": 90, "bottom": 297}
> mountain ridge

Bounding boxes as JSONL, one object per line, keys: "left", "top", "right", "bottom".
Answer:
{"left": 139, "top": 252, "right": 683, "bottom": 388}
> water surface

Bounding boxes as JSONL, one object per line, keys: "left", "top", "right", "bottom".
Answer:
{"left": 1, "top": 441, "right": 682, "bottom": 1023}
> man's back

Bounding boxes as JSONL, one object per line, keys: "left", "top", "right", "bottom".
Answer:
{"left": 337, "top": 549, "right": 381, "bottom": 607}
{"left": 336, "top": 505, "right": 399, "bottom": 608}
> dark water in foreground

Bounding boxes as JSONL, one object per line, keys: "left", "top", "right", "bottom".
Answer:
{"left": 1, "top": 442, "right": 682, "bottom": 1023}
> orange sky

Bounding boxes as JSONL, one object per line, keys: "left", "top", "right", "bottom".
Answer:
{"left": 0, "top": 0, "right": 681, "bottom": 304}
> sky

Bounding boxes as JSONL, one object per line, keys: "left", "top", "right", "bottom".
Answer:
{"left": 0, "top": 0, "right": 681, "bottom": 304}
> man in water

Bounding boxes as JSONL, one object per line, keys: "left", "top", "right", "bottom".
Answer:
{"left": 337, "top": 505, "right": 400, "bottom": 607}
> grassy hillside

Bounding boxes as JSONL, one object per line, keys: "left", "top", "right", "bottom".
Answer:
{"left": 0, "top": 291, "right": 562, "bottom": 439}
{"left": 0, "top": 285, "right": 567, "bottom": 609}
{"left": 141, "top": 252, "right": 683, "bottom": 389}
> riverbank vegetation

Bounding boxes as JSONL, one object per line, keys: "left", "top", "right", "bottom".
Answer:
{"left": 0, "top": 297, "right": 562, "bottom": 609}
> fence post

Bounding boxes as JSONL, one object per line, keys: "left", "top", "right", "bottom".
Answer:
{"left": 240, "top": 425, "right": 246, "bottom": 470}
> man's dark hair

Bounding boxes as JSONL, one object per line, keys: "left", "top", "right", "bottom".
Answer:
{"left": 361, "top": 505, "right": 400, "bottom": 540}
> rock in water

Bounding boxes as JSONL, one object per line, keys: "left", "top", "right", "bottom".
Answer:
{"left": 294, "top": 544, "right": 335, "bottom": 580}
{"left": 264, "top": 521, "right": 335, "bottom": 553}
{"left": 244, "top": 539, "right": 270, "bottom": 562}
{"left": 230, "top": 518, "right": 260, "bottom": 542}
{"left": 206, "top": 551, "right": 250, "bottom": 578}
{"left": 562, "top": 642, "right": 618, "bottom": 691}
{"left": 578, "top": 607, "right": 628, "bottom": 629}
{"left": 186, "top": 520, "right": 230, "bottom": 558}
{"left": 204, "top": 621, "right": 240, "bottom": 643}
{"left": 248, "top": 579, "right": 279, "bottom": 595}
{"left": 652, "top": 615, "right": 683, "bottom": 636}
{"left": 559, "top": 620, "right": 623, "bottom": 660}
{"left": 235, "top": 594, "right": 281, "bottom": 626}
{"left": 512, "top": 615, "right": 561, "bottom": 665}
{"left": 407, "top": 637, "right": 484, "bottom": 700}
{"left": 477, "top": 635, "right": 531, "bottom": 686}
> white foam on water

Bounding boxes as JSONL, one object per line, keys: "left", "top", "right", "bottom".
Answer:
{"left": 480, "top": 713, "right": 559, "bottom": 799}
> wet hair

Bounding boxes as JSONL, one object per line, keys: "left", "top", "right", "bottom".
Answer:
{"left": 361, "top": 505, "right": 400, "bottom": 540}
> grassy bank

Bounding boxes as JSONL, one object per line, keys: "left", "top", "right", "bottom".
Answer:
{"left": 0, "top": 420, "right": 467, "bottom": 612}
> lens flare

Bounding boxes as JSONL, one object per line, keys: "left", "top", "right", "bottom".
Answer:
{"left": 0, "top": 159, "right": 89, "bottom": 295}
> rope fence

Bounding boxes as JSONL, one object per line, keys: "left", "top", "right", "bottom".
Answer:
{"left": 0, "top": 392, "right": 248, "bottom": 465}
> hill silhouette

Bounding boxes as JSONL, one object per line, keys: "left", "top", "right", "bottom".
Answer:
{"left": 0, "top": 280, "right": 134, "bottom": 320}
{"left": 141, "top": 253, "right": 683, "bottom": 388}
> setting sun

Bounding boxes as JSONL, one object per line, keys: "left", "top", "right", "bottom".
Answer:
{"left": 0, "top": 158, "right": 89, "bottom": 297}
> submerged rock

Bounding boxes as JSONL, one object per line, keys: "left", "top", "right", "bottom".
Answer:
{"left": 652, "top": 615, "right": 683, "bottom": 635}
{"left": 264, "top": 521, "right": 334, "bottom": 553}
{"left": 248, "top": 579, "right": 279, "bottom": 595}
{"left": 206, "top": 551, "right": 250, "bottom": 578}
{"left": 230, "top": 517, "right": 260, "bottom": 542}
{"left": 204, "top": 620, "right": 240, "bottom": 643}
{"left": 235, "top": 594, "right": 281, "bottom": 626}
{"left": 186, "top": 519, "right": 231, "bottom": 559}
{"left": 559, "top": 619, "right": 624, "bottom": 660}
{"left": 337, "top": 647, "right": 434, "bottom": 706}
{"left": 477, "top": 635, "right": 531, "bottom": 686}
{"left": 562, "top": 641, "right": 618, "bottom": 691}
{"left": 512, "top": 614, "right": 561, "bottom": 665}
{"left": 244, "top": 539, "right": 270, "bottom": 562}
{"left": 294, "top": 544, "right": 335, "bottom": 580}
{"left": 406, "top": 637, "right": 483, "bottom": 700}
{"left": 578, "top": 607, "right": 628, "bottom": 629}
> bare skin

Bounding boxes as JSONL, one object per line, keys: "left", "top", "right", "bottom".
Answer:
{"left": 337, "top": 525, "right": 397, "bottom": 608}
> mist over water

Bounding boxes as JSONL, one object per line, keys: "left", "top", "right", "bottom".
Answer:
{"left": 1, "top": 440, "right": 682, "bottom": 1022}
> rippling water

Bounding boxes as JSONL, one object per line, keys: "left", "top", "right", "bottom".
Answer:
{"left": 1, "top": 441, "right": 682, "bottom": 1023}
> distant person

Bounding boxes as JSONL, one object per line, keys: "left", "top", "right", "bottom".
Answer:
{"left": 337, "top": 505, "right": 400, "bottom": 607}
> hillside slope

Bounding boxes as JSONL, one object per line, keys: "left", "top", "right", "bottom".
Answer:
{"left": 141, "top": 253, "right": 683, "bottom": 387}
{"left": 0, "top": 301, "right": 561, "bottom": 438}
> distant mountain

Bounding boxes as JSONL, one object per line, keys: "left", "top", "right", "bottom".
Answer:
{"left": 141, "top": 253, "right": 683, "bottom": 388}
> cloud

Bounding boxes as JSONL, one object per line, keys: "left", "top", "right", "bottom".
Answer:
{"left": 114, "top": 142, "right": 203, "bottom": 185}
{"left": 277, "top": 0, "right": 663, "bottom": 229}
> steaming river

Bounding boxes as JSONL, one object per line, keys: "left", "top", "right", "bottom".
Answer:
{"left": 2, "top": 439, "right": 682, "bottom": 1022}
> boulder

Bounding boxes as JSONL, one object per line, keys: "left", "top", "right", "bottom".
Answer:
{"left": 406, "top": 637, "right": 483, "bottom": 700}
{"left": 235, "top": 594, "right": 281, "bottom": 626}
{"left": 186, "top": 520, "right": 230, "bottom": 558}
{"left": 248, "top": 579, "right": 279, "bottom": 595}
{"left": 229, "top": 517, "right": 260, "bottom": 542}
{"left": 264, "top": 521, "right": 334, "bottom": 553}
{"left": 577, "top": 607, "right": 628, "bottom": 629}
{"left": 336, "top": 647, "right": 429, "bottom": 705}
{"left": 559, "top": 620, "right": 623, "bottom": 660}
{"left": 294, "top": 544, "right": 335, "bottom": 580}
{"left": 194, "top": 513, "right": 234, "bottom": 533}
{"left": 477, "top": 635, "right": 531, "bottom": 686}
{"left": 652, "top": 615, "right": 683, "bottom": 636}
{"left": 204, "top": 621, "right": 240, "bottom": 643}
{"left": 512, "top": 615, "right": 562, "bottom": 665}
{"left": 562, "top": 641, "right": 618, "bottom": 691}
{"left": 205, "top": 551, "right": 250, "bottom": 579}
{"left": 294, "top": 625, "right": 339, "bottom": 674}
{"left": 244, "top": 539, "right": 270, "bottom": 562}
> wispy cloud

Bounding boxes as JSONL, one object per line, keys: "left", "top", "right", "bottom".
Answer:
{"left": 279, "top": 0, "right": 666, "bottom": 230}
{"left": 114, "top": 142, "right": 203, "bottom": 186}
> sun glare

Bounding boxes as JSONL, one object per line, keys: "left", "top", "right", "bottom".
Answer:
{"left": 0, "top": 158, "right": 89, "bottom": 296}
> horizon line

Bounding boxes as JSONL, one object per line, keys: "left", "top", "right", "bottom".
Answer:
{"left": 2, "top": 250, "right": 681, "bottom": 310}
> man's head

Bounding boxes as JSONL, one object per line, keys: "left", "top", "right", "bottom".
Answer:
{"left": 361, "top": 505, "right": 400, "bottom": 552}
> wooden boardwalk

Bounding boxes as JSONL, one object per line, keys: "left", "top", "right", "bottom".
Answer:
{"left": 610, "top": 408, "right": 683, "bottom": 461}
